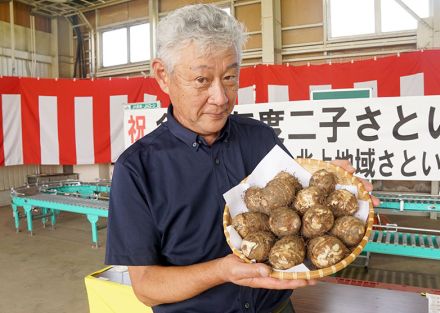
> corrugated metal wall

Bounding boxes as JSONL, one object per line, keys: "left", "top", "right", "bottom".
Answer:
{"left": 0, "top": 165, "right": 62, "bottom": 191}
{"left": 0, "top": 165, "right": 38, "bottom": 190}
{"left": 0, "top": 55, "right": 51, "bottom": 77}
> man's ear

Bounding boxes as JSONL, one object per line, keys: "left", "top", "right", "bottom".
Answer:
{"left": 152, "top": 58, "right": 170, "bottom": 94}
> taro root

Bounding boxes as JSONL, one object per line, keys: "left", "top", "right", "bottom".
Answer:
{"left": 309, "top": 169, "right": 337, "bottom": 195}
{"left": 241, "top": 231, "right": 276, "bottom": 262}
{"left": 272, "top": 171, "right": 302, "bottom": 195}
{"left": 244, "top": 186, "right": 264, "bottom": 212}
{"left": 301, "top": 205, "right": 334, "bottom": 238}
{"left": 269, "top": 236, "right": 306, "bottom": 270}
{"left": 307, "top": 235, "right": 349, "bottom": 269}
{"left": 260, "top": 172, "right": 297, "bottom": 214}
{"left": 327, "top": 189, "right": 358, "bottom": 217}
{"left": 269, "top": 207, "right": 301, "bottom": 237}
{"left": 330, "top": 216, "right": 365, "bottom": 247}
{"left": 294, "top": 186, "right": 326, "bottom": 215}
{"left": 232, "top": 212, "right": 270, "bottom": 238}
{"left": 245, "top": 172, "right": 298, "bottom": 215}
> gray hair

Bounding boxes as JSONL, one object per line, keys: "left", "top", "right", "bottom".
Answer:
{"left": 156, "top": 4, "right": 247, "bottom": 72}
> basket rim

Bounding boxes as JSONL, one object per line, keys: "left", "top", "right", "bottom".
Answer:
{"left": 223, "top": 158, "right": 375, "bottom": 280}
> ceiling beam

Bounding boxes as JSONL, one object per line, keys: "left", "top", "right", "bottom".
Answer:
{"left": 15, "top": 0, "right": 132, "bottom": 17}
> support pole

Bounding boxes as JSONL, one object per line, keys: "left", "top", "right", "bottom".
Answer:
{"left": 149, "top": 0, "right": 159, "bottom": 61}
{"left": 261, "top": 0, "right": 282, "bottom": 64}
{"left": 9, "top": 0, "right": 16, "bottom": 76}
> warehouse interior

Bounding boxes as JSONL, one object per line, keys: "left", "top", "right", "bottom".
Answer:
{"left": 1, "top": 0, "right": 440, "bottom": 312}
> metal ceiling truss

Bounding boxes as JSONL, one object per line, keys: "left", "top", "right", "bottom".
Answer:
{"left": 16, "top": 0, "right": 131, "bottom": 17}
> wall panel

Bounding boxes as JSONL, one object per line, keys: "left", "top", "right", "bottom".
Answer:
{"left": 0, "top": 3, "right": 9, "bottom": 22}
{"left": 242, "top": 57, "right": 262, "bottom": 66}
{"left": 245, "top": 34, "right": 262, "bottom": 50}
{"left": 0, "top": 2, "right": 50, "bottom": 33}
{"left": 129, "top": 0, "right": 149, "bottom": 19}
{"left": 98, "top": 0, "right": 148, "bottom": 27}
{"left": 281, "top": 0, "right": 322, "bottom": 27}
{"left": 235, "top": 3, "right": 261, "bottom": 32}
{"left": 159, "top": 0, "right": 217, "bottom": 13}
{"left": 0, "top": 55, "right": 51, "bottom": 77}
{"left": 98, "top": 3, "right": 129, "bottom": 26}
{"left": 282, "top": 27, "right": 323, "bottom": 45}
{"left": 35, "top": 14, "right": 51, "bottom": 33}
{"left": 0, "top": 165, "right": 39, "bottom": 191}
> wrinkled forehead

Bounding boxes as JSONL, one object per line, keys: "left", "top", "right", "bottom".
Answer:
{"left": 171, "top": 40, "right": 240, "bottom": 70}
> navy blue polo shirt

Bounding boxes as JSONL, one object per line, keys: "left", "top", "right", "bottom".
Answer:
{"left": 106, "top": 105, "right": 292, "bottom": 313}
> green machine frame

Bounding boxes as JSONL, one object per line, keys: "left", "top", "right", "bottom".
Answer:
{"left": 11, "top": 182, "right": 110, "bottom": 247}
{"left": 365, "top": 192, "right": 440, "bottom": 260}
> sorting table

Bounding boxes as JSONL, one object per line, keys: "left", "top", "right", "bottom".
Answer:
{"left": 364, "top": 192, "right": 440, "bottom": 260}
{"left": 11, "top": 184, "right": 109, "bottom": 247}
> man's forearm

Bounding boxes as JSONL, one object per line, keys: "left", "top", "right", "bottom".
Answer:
{"left": 128, "top": 258, "right": 226, "bottom": 307}
{"left": 129, "top": 254, "right": 315, "bottom": 307}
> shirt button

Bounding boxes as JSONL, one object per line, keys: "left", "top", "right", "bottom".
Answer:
{"left": 244, "top": 302, "right": 250, "bottom": 309}
{"left": 192, "top": 142, "right": 197, "bottom": 148}
{"left": 215, "top": 158, "right": 220, "bottom": 165}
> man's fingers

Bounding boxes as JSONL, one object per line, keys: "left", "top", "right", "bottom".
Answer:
{"left": 330, "top": 159, "right": 355, "bottom": 173}
{"left": 371, "top": 195, "right": 380, "bottom": 207}
{"left": 359, "top": 178, "right": 373, "bottom": 192}
{"left": 245, "top": 277, "right": 317, "bottom": 290}
{"left": 329, "top": 160, "right": 380, "bottom": 207}
{"left": 223, "top": 255, "right": 319, "bottom": 290}
{"left": 357, "top": 178, "right": 380, "bottom": 206}
{"left": 230, "top": 262, "right": 271, "bottom": 280}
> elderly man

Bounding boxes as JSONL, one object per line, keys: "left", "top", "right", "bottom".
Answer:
{"left": 106, "top": 4, "right": 378, "bottom": 313}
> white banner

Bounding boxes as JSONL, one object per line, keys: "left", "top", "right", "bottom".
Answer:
{"left": 124, "top": 96, "right": 440, "bottom": 180}
{"left": 123, "top": 102, "right": 161, "bottom": 149}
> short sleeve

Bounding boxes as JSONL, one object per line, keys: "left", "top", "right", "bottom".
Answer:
{"left": 105, "top": 161, "right": 161, "bottom": 265}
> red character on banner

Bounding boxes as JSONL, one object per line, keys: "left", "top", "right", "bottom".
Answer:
{"left": 128, "top": 115, "right": 146, "bottom": 143}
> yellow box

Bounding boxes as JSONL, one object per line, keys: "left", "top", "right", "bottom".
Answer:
{"left": 85, "top": 266, "right": 153, "bottom": 313}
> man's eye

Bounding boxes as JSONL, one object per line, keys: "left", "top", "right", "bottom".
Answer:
{"left": 224, "top": 75, "right": 237, "bottom": 85}
{"left": 196, "top": 77, "right": 209, "bottom": 85}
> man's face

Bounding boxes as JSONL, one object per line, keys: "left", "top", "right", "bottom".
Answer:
{"left": 162, "top": 43, "right": 239, "bottom": 144}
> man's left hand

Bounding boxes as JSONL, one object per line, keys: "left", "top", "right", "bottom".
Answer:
{"left": 330, "top": 159, "right": 380, "bottom": 207}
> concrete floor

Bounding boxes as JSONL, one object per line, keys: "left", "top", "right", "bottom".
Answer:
{"left": 0, "top": 205, "right": 439, "bottom": 313}
{"left": 0, "top": 206, "right": 107, "bottom": 313}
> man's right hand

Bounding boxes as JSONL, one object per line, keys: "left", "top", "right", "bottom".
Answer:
{"left": 128, "top": 254, "right": 316, "bottom": 307}
{"left": 217, "top": 254, "right": 317, "bottom": 290}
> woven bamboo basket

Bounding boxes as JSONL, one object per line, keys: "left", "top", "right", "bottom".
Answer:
{"left": 223, "top": 158, "right": 375, "bottom": 280}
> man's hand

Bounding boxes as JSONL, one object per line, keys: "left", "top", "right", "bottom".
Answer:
{"left": 218, "top": 254, "right": 316, "bottom": 290}
{"left": 330, "top": 159, "right": 380, "bottom": 207}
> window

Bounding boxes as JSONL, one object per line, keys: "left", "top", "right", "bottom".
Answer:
{"left": 130, "top": 23, "right": 150, "bottom": 63}
{"left": 222, "top": 7, "right": 231, "bottom": 15}
{"left": 330, "top": 0, "right": 375, "bottom": 38}
{"left": 102, "top": 28, "right": 128, "bottom": 67}
{"left": 329, "top": 0, "right": 430, "bottom": 39}
{"left": 381, "top": 0, "right": 430, "bottom": 33}
{"left": 101, "top": 22, "right": 150, "bottom": 68}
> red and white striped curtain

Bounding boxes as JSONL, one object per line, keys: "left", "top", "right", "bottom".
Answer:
{"left": 1, "top": 50, "right": 440, "bottom": 166}
{"left": 0, "top": 77, "right": 169, "bottom": 166}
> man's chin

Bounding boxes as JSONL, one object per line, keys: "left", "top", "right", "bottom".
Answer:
{"left": 199, "top": 121, "right": 227, "bottom": 134}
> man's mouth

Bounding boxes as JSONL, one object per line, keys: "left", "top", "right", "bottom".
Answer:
{"left": 205, "top": 112, "right": 227, "bottom": 118}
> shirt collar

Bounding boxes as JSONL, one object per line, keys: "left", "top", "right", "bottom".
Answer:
{"left": 166, "top": 104, "right": 231, "bottom": 148}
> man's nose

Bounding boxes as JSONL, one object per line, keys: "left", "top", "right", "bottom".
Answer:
{"left": 208, "top": 80, "right": 228, "bottom": 106}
